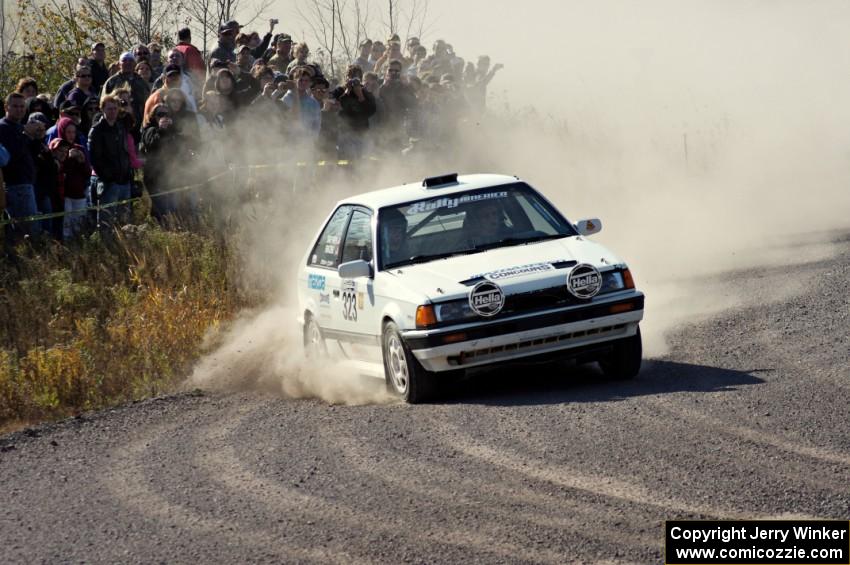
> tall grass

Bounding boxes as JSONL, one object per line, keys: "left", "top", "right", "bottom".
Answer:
{"left": 0, "top": 219, "right": 245, "bottom": 429}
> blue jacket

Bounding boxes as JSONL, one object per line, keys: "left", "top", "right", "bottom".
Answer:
{"left": 281, "top": 91, "right": 322, "bottom": 137}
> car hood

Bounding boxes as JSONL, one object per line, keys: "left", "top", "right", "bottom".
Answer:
{"left": 385, "top": 236, "right": 624, "bottom": 301}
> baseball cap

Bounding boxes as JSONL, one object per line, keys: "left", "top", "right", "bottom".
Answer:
{"left": 237, "top": 44, "right": 252, "bottom": 54}
{"left": 119, "top": 51, "right": 135, "bottom": 62}
{"left": 219, "top": 20, "right": 241, "bottom": 33}
{"left": 164, "top": 64, "right": 181, "bottom": 76}
{"left": 272, "top": 72, "right": 288, "bottom": 84}
{"left": 276, "top": 33, "right": 293, "bottom": 43}
{"left": 59, "top": 101, "right": 81, "bottom": 113}
{"left": 27, "top": 112, "right": 52, "bottom": 125}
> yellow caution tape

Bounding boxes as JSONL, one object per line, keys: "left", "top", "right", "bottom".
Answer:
{"left": 0, "top": 157, "right": 372, "bottom": 227}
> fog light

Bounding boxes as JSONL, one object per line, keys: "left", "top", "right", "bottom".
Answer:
{"left": 609, "top": 302, "right": 635, "bottom": 314}
{"left": 442, "top": 332, "right": 467, "bottom": 344}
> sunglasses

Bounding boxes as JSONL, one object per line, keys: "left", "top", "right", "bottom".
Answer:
{"left": 155, "top": 113, "right": 171, "bottom": 119}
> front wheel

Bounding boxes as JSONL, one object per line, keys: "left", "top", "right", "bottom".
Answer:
{"left": 598, "top": 326, "right": 642, "bottom": 380}
{"left": 382, "top": 322, "right": 435, "bottom": 403}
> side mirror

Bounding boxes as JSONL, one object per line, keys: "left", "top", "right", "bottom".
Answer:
{"left": 338, "top": 259, "right": 372, "bottom": 279}
{"left": 575, "top": 218, "right": 602, "bottom": 236}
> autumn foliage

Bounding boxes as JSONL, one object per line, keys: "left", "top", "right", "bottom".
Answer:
{"left": 0, "top": 220, "right": 245, "bottom": 430}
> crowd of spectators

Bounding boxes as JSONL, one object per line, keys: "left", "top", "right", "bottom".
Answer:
{"left": 0, "top": 19, "right": 503, "bottom": 241}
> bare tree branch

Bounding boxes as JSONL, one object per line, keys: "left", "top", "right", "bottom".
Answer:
{"left": 293, "top": 0, "right": 432, "bottom": 79}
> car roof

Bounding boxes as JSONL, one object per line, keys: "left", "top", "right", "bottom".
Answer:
{"left": 337, "top": 173, "right": 521, "bottom": 211}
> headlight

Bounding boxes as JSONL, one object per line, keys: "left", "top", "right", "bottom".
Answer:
{"left": 434, "top": 300, "right": 477, "bottom": 323}
{"left": 599, "top": 271, "right": 626, "bottom": 294}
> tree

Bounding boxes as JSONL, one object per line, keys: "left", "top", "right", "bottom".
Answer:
{"left": 0, "top": 0, "right": 189, "bottom": 97}
{"left": 76, "top": 0, "right": 180, "bottom": 45}
{"left": 180, "top": 0, "right": 274, "bottom": 54}
{"left": 0, "top": 0, "right": 24, "bottom": 87}
{"left": 1, "top": 0, "right": 111, "bottom": 96}
{"left": 295, "top": 0, "right": 432, "bottom": 82}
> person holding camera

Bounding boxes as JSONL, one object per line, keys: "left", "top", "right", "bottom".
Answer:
{"left": 101, "top": 52, "right": 151, "bottom": 131}
{"left": 311, "top": 76, "right": 339, "bottom": 160}
{"left": 332, "top": 65, "right": 376, "bottom": 160}
{"left": 140, "top": 104, "right": 178, "bottom": 220}
{"left": 248, "top": 18, "right": 278, "bottom": 61}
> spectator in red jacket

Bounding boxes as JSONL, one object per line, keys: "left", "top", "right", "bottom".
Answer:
{"left": 49, "top": 133, "right": 90, "bottom": 239}
{"left": 174, "top": 28, "right": 205, "bottom": 91}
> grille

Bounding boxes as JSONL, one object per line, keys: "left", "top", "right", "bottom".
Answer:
{"left": 450, "top": 324, "right": 627, "bottom": 366}
{"left": 500, "top": 285, "right": 583, "bottom": 316}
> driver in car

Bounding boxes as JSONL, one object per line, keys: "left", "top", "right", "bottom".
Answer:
{"left": 464, "top": 198, "right": 511, "bottom": 244}
{"left": 382, "top": 208, "right": 411, "bottom": 265}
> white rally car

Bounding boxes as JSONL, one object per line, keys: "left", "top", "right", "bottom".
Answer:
{"left": 297, "top": 173, "right": 645, "bottom": 402}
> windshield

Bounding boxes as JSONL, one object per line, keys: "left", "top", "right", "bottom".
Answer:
{"left": 378, "top": 182, "right": 577, "bottom": 269}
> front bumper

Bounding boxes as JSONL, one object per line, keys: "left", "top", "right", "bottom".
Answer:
{"left": 403, "top": 294, "right": 644, "bottom": 372}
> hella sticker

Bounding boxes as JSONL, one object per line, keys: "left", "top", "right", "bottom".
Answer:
{"left": 469, "top": 281, "right": 505, "bottom": 317}
{"left": 567, "top": 264, "right": 601, "bottom": 299}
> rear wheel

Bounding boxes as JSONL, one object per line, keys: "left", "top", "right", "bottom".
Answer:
{"left": 599, "top": 326, "right": 642, "bottom": 380}
{"left": 382, "top": 321, "right": 435, "bottom": 403}
{"left": 304, "top": 316, "right": 326, "bottom": 359}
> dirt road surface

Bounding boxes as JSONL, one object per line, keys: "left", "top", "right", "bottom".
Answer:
{"left": 2, "top": 237, "right": 849, "bottom": 564}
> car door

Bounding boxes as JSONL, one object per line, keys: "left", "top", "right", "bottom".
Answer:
{"left": 336, "top": 207, "right": 380, "bottom": 361}
{"left": 305, "top": 205, "right": 353, "bottom": 334}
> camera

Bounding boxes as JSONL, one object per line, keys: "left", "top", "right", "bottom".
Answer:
{"left": 349, "top": 77, "right": 361, "bottom": 87}
{"left": 270, "top": 18, "right": 279, "bottom": 25}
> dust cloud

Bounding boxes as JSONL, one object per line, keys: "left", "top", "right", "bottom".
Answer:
{"left": 190, "top": 1, "right": 850, "bottom": 398}
{"left": 188, "top": 304, "right": 394, "bottom": 404}
{"left": 424, "top": 0, "right": 850, "bottom": 353}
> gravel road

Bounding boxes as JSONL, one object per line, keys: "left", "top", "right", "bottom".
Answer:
{"left": 2, "top": 235, "right": 849, "bottom": 564}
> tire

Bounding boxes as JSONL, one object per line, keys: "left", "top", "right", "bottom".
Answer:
{"left": 382, "top": 321, "right": 435, "bottom": 403}
{"left": 599, "top": 326, "right": 642, "bottom": 380}
{"left": 304, "top": 315, "right": 327, "bottom": 359}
